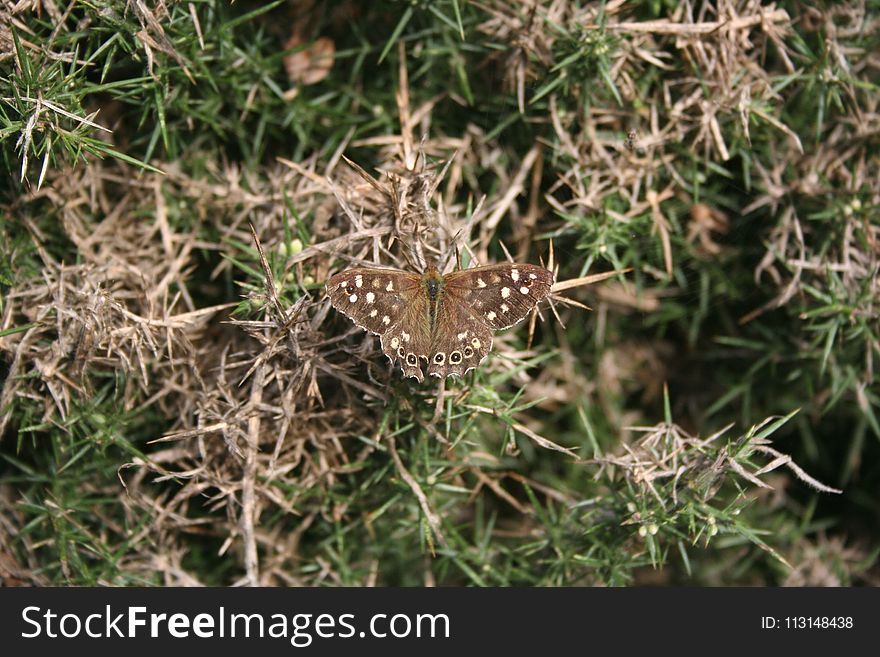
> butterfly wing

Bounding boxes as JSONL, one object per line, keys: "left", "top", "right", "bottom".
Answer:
{"left": 326, "top": 268, "right": 421, "bottom": 335}
{"left": 326, "top": 267, "right": 430, "bottom": 381}
{"left": 380, "top": 291, "right": 432, "bottom": 382}
{"left": 443, "top": 263, "right": 554, "bottom": 331}
{"left": 425, "top": 296, "right": 494, "bottom": 378}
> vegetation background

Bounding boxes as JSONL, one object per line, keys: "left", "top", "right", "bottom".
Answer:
{"left": 1, "top": 0, "right": 877, "bottom": 586}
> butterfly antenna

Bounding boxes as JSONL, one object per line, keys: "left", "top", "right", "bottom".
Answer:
{"left": 398, "top": 231, "right": 425, "bottom": 271}
{"left": 438, "top": 227, "right": 468, "bottom": 273}
{"left": 411, "top": 227, "right": 428, "bottom": 271}
{"left": 399, "top": 240, "right": 416, "bottom": 270}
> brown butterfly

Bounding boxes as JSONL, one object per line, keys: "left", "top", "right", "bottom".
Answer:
{"left": 326, "top": 263, "right": 554, "bottom": 381}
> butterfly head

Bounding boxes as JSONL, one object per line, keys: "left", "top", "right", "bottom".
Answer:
{"left": 422, "top": 265, "right": 444, "bottom": 302}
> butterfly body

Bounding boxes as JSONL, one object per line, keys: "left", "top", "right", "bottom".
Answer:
{"left": 423, "top": 266, "right": 445, "bottom": 329}
{"left": 326, "top": 263, "right": 553, "bottom": 381}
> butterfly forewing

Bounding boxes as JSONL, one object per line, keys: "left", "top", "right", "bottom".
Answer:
{"left": 326, "top": 268, "right": 421, "bottom": 336}
{"left": 443, "top": 263, "right": 554, "bottom": 331}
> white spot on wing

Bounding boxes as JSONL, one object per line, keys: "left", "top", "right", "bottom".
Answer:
{"left": 401, "top": 332, "right": 411, "bottom": 342}
{"left": 511, "top": 269, "right": 519, "bottom": 281}
{"left": 349, "top": 294, "right": 358, "bottom": 303}
{"left": 386, "top": 280, "right": 394, "bottom": 292}
{"left": 487, "top": 311, "right": 496, "bottom": 321}
{"left": 501, "top": 287, "right": 511, "bottom": 299}
{"left": 457, "top": 331, "right": 468, "bottom": 340}
{"left": 477, "top": 278, "right": 487, "bottom": 288}
{"left": 370, "top": 309, "right": 378, "bottom": 317}
{"left": 529, "top": 273, "right": 538, "bottom": 280}
{"left": 382, "top": 315, "right": 390, "bottom": 325}
{"left": 501, "top": 303, "right": 509, "bottom": 313}
{"left": 390, "top": 337, "right": 400, "bottom": 349}
{"left": 366, "top": 292, "right": 375, "bottom": 303}
{"left": 355, "top": 275, "right": 363, "bottom": 288}
{"left": 520, "top": 286, "right": 530, "bottom": 294}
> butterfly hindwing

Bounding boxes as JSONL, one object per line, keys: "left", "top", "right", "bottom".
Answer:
{"left": 426, "top": 297, "right": 493, "bottom": 378}
{"left": 442, "top": 263, "right": 554, "bottom": 331}
{"left": 379, "top": 290, "right": 432, "bottom": 382}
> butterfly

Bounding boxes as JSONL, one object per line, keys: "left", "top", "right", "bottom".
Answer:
{"left": 326, "top": 263, "right": 554, "bottom": 381}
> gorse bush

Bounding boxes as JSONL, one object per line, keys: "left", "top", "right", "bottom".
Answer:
{"left": 0, "top": 1, "right": 877, "bottom": 586}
